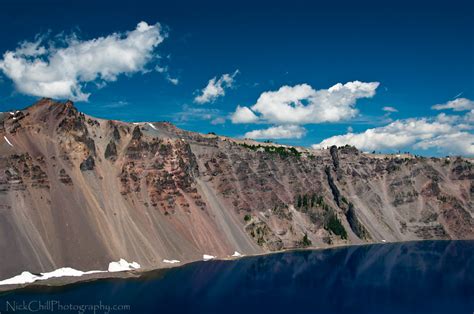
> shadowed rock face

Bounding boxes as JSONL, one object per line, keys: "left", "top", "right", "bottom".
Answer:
{"left": 0, "top": 99, "right": 472, "bottom": 280}
{"left": 79, "top": 156, "right": 95, "bottom": 171}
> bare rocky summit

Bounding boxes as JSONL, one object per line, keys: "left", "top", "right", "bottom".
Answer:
{"left": 0, "top": 99, "right": 472, "bottom": 280}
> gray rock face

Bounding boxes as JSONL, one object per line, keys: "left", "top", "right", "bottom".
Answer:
{"left": 80, "top": 156, "right": 95, "bottom": 171}
{"left": 104, "top": 140, "right": 117, "bottom": 160}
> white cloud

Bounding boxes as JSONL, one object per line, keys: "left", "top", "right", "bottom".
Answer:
{"left": 155, "top": 65, "right": 179, "bottom": 85}
{"left": 466, "top": 110, "right": 474, "bottom": 123}
{"left": 174, "top": 105, "right": 225, "bottom": 124}
{"left": 312, "top": 114, "right": 474, "bottom": 156}
{"left": 155, "top": 65, "right": 167, "bottom": 73}
{"left": 432, "top": 98, "right": 474, "bottom": 111}
{"left": 382, "top": 106, "right": 398, "bottom": 112}
{"left": 413, "top": 132, "right": 474, "bottom": 155}
{"left": 194, "top": 70, "right": 239, "bottom": 104}
{"left": 15, "top": 37, "right": 48, "bottom": 57}
{"left": 0, "top": 21, "right": 166, "bottom": 101}
{"left": 102, "top": 100, "right": 129, "bottom": 108}
{"left": 244, "top": 125, "right": 306, "bottom": 139}
{"left": 231, "top": 81, "right": 379, "bottom": 124}
{"left": 211, "top": 117, "right": 226, "bottom": 125}
{"left": 231, "top": 105, "right": 259, "bottom": 123}
{"left": 167, "top": 77, "right": 179, "bottom": 85}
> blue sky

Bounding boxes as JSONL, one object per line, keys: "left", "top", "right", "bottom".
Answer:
{"left": 0, "top": 0, "right": 473, "bottom": 156}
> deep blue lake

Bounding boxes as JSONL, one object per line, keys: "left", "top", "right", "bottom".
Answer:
{"left": 0, "top": 241, "right": 473, "bottom": 314}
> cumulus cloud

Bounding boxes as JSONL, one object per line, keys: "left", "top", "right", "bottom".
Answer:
{"left": 413, "top": 132, "right": 474, "bottom": 155}
{"left": 466, "top": 110, "right": 474, "bottom": 123}
{"left": 382, "top": 106, "right": 398, "bottom": 112}
{"left": 312, "top": 114, "right": 474, "bottom": 156}
{"left": 231, "top": 81, "right": 379, "bottom": 124}
{"left": 0, "top": 21, "right": 166, "bottom": 101}
{"left": 432, "top": 98, "right": 474, "bottom": 111}
{"left": 231, "top": 105, "right": 259, "bottom": 123}
{"left": 244, "top": 125, "right": 306, "bottom": 139}
{"left": 194, "top": 70, "right": 239, "bottom": 104}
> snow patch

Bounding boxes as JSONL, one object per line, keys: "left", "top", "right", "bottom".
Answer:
{"left": 108, "top": 259, "right": 141, "bottom": 272}
{"left": 0, "top": 272, "right": 39, "bottom": 285}
{"left": 4, "top": 136, "right": 13, "bottom": 147}
{"left": 40, "top": 268, "right": 104, "bottom": 280}
{"left": 231, "top": 251, "right": 243, "bottom": 257}
{"left": 203, "top": 254, "right": 216, "bottom": 261}
{"left": 0, "top": 259, "right": 141, "bottom": 286}
{"left": 147, "top": 123, "right": 158, "bottom": 130}
{"left": 163, "top": 259, "right": 181, "bottom": 264}
{"left": 0, "top": 268, "right": 105, "bottom": 286}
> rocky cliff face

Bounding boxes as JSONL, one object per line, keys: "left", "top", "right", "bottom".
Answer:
{"left": 0, "top": 99, "right": 472, "bottom": 280}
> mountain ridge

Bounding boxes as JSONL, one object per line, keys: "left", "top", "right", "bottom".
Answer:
{"left": 0, "top": 98, "right": 472, "bottom": 283}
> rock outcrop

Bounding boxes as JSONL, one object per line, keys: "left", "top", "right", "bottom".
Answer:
{"left": 0, "top": 99, "right": 472, "bottom": 281}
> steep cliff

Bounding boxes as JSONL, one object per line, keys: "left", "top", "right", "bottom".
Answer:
{"left": 0, "top": 99, "right": 472, "bottom": 280}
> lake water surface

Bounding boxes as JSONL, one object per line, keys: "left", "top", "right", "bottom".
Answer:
{"left": 0, "top": 241, "right": 473, "bottom": 314}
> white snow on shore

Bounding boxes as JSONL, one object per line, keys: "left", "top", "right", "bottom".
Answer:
{"left": 0, "top": 272, "right": 39, "bottom": 285}
{"left": 0, "top": 268, "right": 105, "bottom": 286}
{"left": 163, "top": 259, "right": 181, "bottom": 264}
{"left": 40, "top": 268, "right": 104, "bottom": 280}
{"left": 203, "top": 254, "right": 216, "bottom": 261}
{"left": 108, "top": 259, "right": 141, "bottom": 272}
{"left": 4, "top": 136, "right": 13, "bottom": 147}
{"left": 231, "top": 251, "right": 243, "bottom": 257}
{"left": 0, "top": 259, "right": 141, "bottom": 286}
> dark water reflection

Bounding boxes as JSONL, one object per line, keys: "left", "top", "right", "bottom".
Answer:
{"left": 1, "top": 241, "right": 473, "bottom": 314}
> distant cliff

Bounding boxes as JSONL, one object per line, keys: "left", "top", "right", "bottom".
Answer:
{"left": 0, "top": 99, "right": 472, "bottom": 280}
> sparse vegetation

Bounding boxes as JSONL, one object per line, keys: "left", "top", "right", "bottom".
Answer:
{"left": 294, "top": 193, "right": 347, "bottom": 239}
{"left": 301, "top": 233, "right": 312, "bottom": 247}
{"left": 239, "top": 143, "right": 302, "bottom": 158}
{"left": 272, "top": 204, "right": 292, "bottom": 220}
{"left": 295, "top": 193, "right": 329, "bottom": 211}
{"left": 246, "top": 221, "right": 284, "bottom": 250}
{"left": 325, "top": 213, "right": 348, "bottom": 239}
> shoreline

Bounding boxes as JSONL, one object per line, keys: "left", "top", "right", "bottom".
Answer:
{"left": 0, "top": 239, "right": 468, "bottom": 294}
